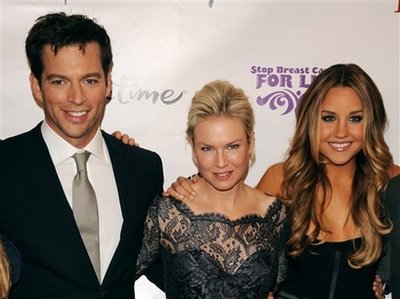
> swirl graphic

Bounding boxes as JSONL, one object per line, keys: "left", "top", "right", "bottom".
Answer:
{"left": 256, "top": 89, "right": 301, "bottom": 115}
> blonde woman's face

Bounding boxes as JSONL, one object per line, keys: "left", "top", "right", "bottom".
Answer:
{"left": 192, "top": 116, "right": 252, "bottom": 192}
{"left": 319, "top": 87, "right": 364, "bottom": 167}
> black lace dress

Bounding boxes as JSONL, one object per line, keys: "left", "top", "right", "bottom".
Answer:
{"left": 136, "top": 196, "right": 289, "bottom": 299}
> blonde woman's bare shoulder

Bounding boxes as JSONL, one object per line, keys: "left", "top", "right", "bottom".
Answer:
{"left": 248, "top": 186, "right": 279, "bottom": 216}
{"left": 389, "top": 164, "right": 400, "bottom": 178}
{"left": 255, "top": 162, "right": 284, "bottom": 196}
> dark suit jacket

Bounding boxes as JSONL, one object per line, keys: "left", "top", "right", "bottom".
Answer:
{"left": 379, "top": 174, "right": 400, "bottom": 299}
{"left": 0, "top": 123, "right": 164, "bottom": 299}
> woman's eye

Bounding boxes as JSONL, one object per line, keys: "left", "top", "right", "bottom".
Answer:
{"left": 201, "top": 146, "right": 211, "bottom": 152}
{"left": 227, "top": 144, "right": 239, "bottom": 150}
{"left": 349, "top": 115, "right": 363, "bottom": 123}
{"left": 321, "top": 115, "right": 335, "bottom": 122}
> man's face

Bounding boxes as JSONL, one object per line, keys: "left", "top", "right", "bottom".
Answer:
{"left": 30, "top": 42, "right": 112, "bottom": 148}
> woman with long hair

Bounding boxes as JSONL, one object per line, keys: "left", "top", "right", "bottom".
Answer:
{"left": 257, "top": 63, "right": 395, "bottom": 298}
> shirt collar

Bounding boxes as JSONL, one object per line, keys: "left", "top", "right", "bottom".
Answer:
{"left": 41, "top": 121, "right": 108, "bottom": 165}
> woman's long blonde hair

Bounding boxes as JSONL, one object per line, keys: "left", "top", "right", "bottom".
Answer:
{"left": 281, "top": 63, "right": 393, "bottom": 268}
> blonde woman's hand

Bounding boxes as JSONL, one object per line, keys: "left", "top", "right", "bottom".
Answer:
{"left": 112, "top": 131, "right": 139, "bottom": 146}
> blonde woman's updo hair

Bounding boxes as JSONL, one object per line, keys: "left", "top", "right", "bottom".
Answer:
{"left": 186, "top": 80, "right": 256, "bottom": 166}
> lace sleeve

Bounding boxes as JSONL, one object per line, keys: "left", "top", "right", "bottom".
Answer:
{"left": 274, "top": 202, "right": 290, "bottom": 290}
{"left": 135, "top": 197, "right": 161, "bottom": 279}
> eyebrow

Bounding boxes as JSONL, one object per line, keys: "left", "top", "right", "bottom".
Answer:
{"left": 195, "top": 139, "right": 244, "bottom": 146}
{"left": 321, "top": 109, "right": 363, "bottom": 114}
{"left": 46, "top": 72, "right": 103, "bottom": 80}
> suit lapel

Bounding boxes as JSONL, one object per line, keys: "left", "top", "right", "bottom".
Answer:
{"left": 101, "top": 134, "right": 133, "bottom": 284}
{"left": 22, "top": 124, "right": 99, "bottom": 283}
{"left": 101, "top": 133, "right": 154, "bottom": 286}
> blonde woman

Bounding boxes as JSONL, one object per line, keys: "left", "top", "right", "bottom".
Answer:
{"left": 257, "top": 63, "right": 395, "bottom": 299}
{"left": 135, "top": 80, "right": 289, "bottom": 298}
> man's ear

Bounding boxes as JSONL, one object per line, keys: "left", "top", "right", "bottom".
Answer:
{"left": 106, "top": 72, "right": 112, "bottom": 101}
{"left": 29, "top": 73, "right": 44, "bottom": 108}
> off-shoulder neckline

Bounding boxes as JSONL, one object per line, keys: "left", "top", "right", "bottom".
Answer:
{"left": 166, "top": 196, "right": 283, "bottom": 224}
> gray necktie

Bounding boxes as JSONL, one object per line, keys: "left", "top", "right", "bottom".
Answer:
{"left": 72, "top": 151, "right": 100, "bottom": 281}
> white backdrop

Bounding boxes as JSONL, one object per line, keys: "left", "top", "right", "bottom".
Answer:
{"left": 1, "top": 1, "right": 399, "bottom": 298}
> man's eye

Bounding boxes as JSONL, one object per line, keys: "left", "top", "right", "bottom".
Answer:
{"left": 51, "top": 80, "right": 64, "bottom": 85}
{"left": 85, "top": 79, "right": 98, "bottom": 85}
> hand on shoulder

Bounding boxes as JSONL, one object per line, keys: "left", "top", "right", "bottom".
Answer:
{"left": 112, "top": 130, "right": 139, "bottom": 147}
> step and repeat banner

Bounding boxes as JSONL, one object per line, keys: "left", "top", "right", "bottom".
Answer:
{"left": 1, "top": 1, "right": 399, "bottom": 298}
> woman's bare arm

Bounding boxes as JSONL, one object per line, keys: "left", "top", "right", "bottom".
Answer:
{"left": 255, "top": 162, "right": 284, "bottom": 197}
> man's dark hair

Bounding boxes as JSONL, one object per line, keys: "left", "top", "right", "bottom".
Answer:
{"left": 25, "top": 12, "right": 113, "bottom": 82}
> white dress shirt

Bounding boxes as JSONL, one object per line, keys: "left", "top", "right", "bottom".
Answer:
{"left": 41, "top": 121, "right": 123, "bottom": 282}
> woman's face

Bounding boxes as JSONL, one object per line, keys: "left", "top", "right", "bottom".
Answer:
{"left": 192, "top": 116, "right": 252, "bottom": 192}
{"left": 319, "top": 87, "right": 364, "bottom": 167}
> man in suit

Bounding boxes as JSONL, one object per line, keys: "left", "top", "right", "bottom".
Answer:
{"left": 0, "top": 12, "right": 163, "bottom": 298}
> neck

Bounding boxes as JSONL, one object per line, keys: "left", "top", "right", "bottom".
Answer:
{"left": 324, "top": 160, "right": 356, "bottom": 182}
{"left": 196, "top": 179, "right": 247, "bottom": 212}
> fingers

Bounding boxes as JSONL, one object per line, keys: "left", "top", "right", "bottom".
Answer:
{"left": 121, "top": 134, "right": 138, "bottom": 146}
{"left": 178, "top": 176, "right": 197, "bottom": 199}
{"left": 112, "top": 130, "right": 122, "bottom": 139}
{"left": 267, "top": 292, "right": 274, "bottom": 299}
{"left": 112, "top": 131, "right": 139, "bottom": 146}
{"left": 164, "top": 176, "right": 197, "bottom": 200}
{"left": 372, "top": 275, "right": 385, "bottom": 299}
{"left": 188, "top": 172, "right": 202, "bottom": 183}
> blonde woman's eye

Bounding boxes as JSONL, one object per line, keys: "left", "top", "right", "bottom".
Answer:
{"left": 227, "top": 144, "right": 240, "bottom": 150}
{"left": 321, "top": 115, "right": 335, "bottom": 122}
{"left": 201, "top": 146, "right": 212, "bottom": 152}
{"left": 349, "top": 115, "right": 363, "bottom": 123}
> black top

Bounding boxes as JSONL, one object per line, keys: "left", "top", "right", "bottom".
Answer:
{"left": 277, "top": 238, "right": 378, "bottom": 299}
{"left": 379, "top": 174, "right": 400, "bottom": 299}
{"left": 136, "top": 196, "right": 289, "bottom": 298}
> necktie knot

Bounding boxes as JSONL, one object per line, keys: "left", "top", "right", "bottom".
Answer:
{"left": 73, "top": 151, "right": 91, "bottom": 172}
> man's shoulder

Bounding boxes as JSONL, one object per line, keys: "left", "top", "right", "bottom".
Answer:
{"left": 0, "top": 125, "right": 41, "bottom": 152}
{"left": 102, "top": 131, "right": 162, "bottom": 161}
